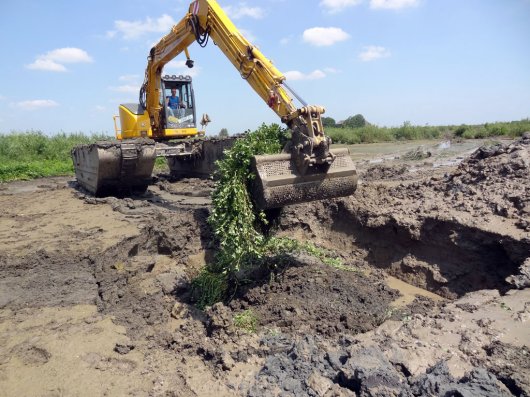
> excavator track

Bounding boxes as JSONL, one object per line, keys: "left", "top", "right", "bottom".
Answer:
{"left": 71, "top": 136, "right": 237, "bottom": 196}
{"left": 72, "top": 139, "right": 156, "bottom": 196}
{"left": 166, "top": 135, "right": 239, "bottom": 178}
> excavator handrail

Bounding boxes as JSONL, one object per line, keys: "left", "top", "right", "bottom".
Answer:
{"left": 113, "top": 115, "right": 122, "bottom": 140}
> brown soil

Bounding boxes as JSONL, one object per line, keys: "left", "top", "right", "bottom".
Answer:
{"left": 0, "top": 136, "right": 528, "bottom": 396}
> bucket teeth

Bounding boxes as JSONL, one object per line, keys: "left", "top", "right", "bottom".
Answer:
{"left": 251, "top": 148, "right": 358, "bottom": 209}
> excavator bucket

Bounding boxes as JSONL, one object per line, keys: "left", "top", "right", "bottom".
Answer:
{"left": 251, "top": 148, "right": 358, "bottom": 209}
{"left": 71, "top": 139, "right": 157, "bottom": 196}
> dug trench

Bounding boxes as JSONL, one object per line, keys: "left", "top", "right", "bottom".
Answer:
{"left": 277, "top": 199, "right": 527, "bottom": 299}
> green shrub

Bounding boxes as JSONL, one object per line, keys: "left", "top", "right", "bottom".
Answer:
{"left": 454, "top": 125, "right": 468, "bottom": 137}
{"left": 322, "top": 117, "right": 336, "bottom": 128}
{"left": 208, "top": 123, "right": 286, "bottom": 274}
{"left": 325, "top": 118, "right": 529, "bottom": 144}
{"left": 343, "top": 114, "right": 367, "bottom": 129}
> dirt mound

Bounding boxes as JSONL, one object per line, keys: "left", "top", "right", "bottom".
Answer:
{"left": 229, "top": 255, "right": 397, "bottom": 337}
{"left": 435, "top": 134, "right": 530, "bottom": 228}
{"left": 352, "top": 135, "right": 530, "bottom": 233}
{"left": 92, "top": 206, "right": 211, "bottom": 338}
{"left": 247, "top": 336, "right": 512, "bottom": 396}
{"left": 276, "top": 195, "right": 529, "bottom": 299}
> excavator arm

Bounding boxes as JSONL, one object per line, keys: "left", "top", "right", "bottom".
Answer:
{"left": 140, "top": 0, "right": 357, "bottom": 208}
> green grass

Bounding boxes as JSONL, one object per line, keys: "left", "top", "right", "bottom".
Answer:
{"left": 326, "top": 118, "right": 530, "bottom": 145}
{"left": 233, "top": 309, "right": 258, "bottom": 333}
{"left": 0, "top": 131, "right": 110, "bottom": 182}
{"left": 2, "top": 119, "right": 528, "bottom": 182}
{"left": 192, "top": 268, "right": 229, "bottom": 310}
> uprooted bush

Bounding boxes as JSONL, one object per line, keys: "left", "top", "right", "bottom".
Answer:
{"left": 192, "top": 124, "right": 346, "bottom": 308}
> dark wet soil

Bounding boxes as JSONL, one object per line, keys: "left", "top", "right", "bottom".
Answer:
{"left": 230, "top": 257, "right": 397, "bottom": 337}
{"left": 1, "top": 136, "right": 528, "bottom": 396}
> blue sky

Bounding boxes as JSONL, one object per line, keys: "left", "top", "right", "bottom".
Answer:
{"left": 1, "top": 0, "right": 529, "bottom": 136}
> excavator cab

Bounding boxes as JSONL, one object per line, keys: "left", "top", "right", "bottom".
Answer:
{"left": 160, "top": 75, "right": 199, "bottom": 138}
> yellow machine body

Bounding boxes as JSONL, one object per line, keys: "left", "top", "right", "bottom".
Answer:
{"left": 116, "top": 105, "right": 199, "bottom": 140}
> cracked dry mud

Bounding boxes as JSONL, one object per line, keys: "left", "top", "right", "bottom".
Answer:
{"left": 0, "top": 136, "right": 529, "bottom": 396}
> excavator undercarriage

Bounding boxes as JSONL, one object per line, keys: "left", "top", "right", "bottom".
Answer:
{"left": 72, "top": 135, "right": 238, "bottom": 196}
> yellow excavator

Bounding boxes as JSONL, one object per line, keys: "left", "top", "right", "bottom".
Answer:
{"left": 72, "top": 0, "right": 358, "bottom": 209}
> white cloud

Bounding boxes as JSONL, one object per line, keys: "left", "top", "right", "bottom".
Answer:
{"left": 284, "top": 69, "right": 326, "bottom": 81}
{"left": 44, "top": 48, "right": 93, "bottom": 63}
{"left": 224, "top": 4, "right": 265, "bottom": 19}
{"left": 108, "top": 85, "right": 139, "bottom": 94}
{"left": 26, "top": 47, "right": 93, "bottom": 72}
{"left": 303, "top": 27, "right": 350, "bottom": 47}
{"left": 320, "top": 0, "right": 363, "bottom": 13}
{"left": 119, "top": 74, "right": 140, "bottom": 82}
{"left": 94, "top": 105, "right": 106, "bottom": 112}
{"left": 370, "top": 0, "right": 419, "bottom": 9}
{"left": 113, "top": 14, "right": 176, "bottom": 40}
{"left": 26, "top": 59, "right": 67, "bottom": 72}
{"left": 13, "top": 99, "right": 59, "bottom": 110}
{"left": 324, "top": 67, "right": 340, "bottom": 74}
{"left": 359, "top": 46, "right": 391, "bottom": 61}
{"left": 164, "top": 60, "right": 201, "bottom": 77}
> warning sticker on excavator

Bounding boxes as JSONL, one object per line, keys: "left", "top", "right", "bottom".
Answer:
{"left": 192, "top": 1, "right": 200, "bottom": 15}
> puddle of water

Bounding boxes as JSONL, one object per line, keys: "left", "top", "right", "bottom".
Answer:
{"left": 386, "top": 276, "right": 444, "bottom": 307}
{"left": 437, "top": 141, "right": 451, "bottom": 150}
{"left": 433, "top": 159, "right": 463, "bottom": 168}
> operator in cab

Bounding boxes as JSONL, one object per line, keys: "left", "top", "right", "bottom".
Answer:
{"left": 166, "top": 87, "right": 186, "bottom": 120}
{"left": 167, "top": 88, "right": 186, "bottom": 110}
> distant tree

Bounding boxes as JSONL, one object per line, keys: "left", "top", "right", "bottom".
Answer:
{"left": 454, "top": 124, "right": 468, "bottom": 137}
{"left": 322, "top": 117, "right": 336, "bottom": 128}
{"left": 344, "top": 114, "right": 367, "bottom": 129}
{"left": 219, "top": 128, "right": 229, "bottom": 137}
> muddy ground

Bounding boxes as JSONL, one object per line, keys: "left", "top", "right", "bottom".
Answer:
{"left": 0, "top": 136, "right": 529, "bottom": 396}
